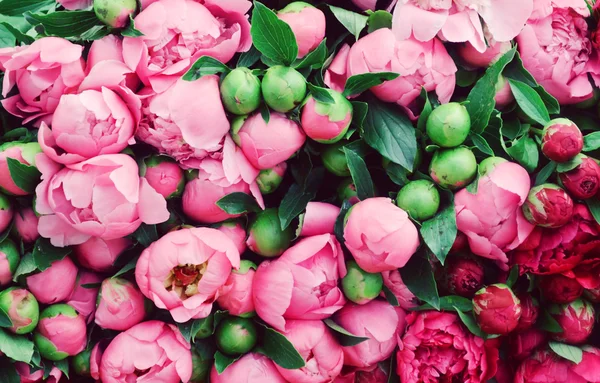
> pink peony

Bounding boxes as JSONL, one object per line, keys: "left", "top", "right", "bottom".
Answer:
{"left": 35, "top": 304, "right": 87, "bottom": 358}
{"left": 210, "top": 352, "right": 286, "bottom": 383}
{"left": 35, "top": 153, "right": 169, "bottom": 247}
{"left": 508, "top": 328, "right": 547, "bottom": 361}
{"left": 122, "top": 0, "right": 251, "bottom": 92}
{"left": 136, "top": 227, "right": 240, "bottom": 322}
{"left": 95, "top": 278, "right": 146, "bottom": 331}
{"left": 142, "top": 156, "right": 185, "bottom": 199}
{"left": 514, "top": 349, "right": 600, "bottom": 383}
{"left": 14, "top": 208, "right": 39, "bottom": 243}
{"left": 277, "top": 3, "right": 326, "bottom": 58}
{"left": 15, "top": 363, "right": 62, "bottom": 383}
{"left": 26, "top": 257, "right": 78, "bottom": 305}
{"left": 381, "top": 269, "right": 418, "bottom": 310}
{"left": 455, "top": 161, "right": 535, "bottom": 267}
{"left": 66, "top": 270, "right": 101, "bottom": 323}
{"left": 86, "top": 35, "right": 140, "bottom": 91}
{"left": 74, "top": 237, "right": 130, "bottom": 272}
{"left": 299, "top": 202, "right": 340, "bottom": 237}
{"left": 215, "top": 220, "right": 247, "bottom": 255}
{"left": 397, "top": 311, "right": 499, "bottom": 383}
{"left": 217, "top": 260, "right": 255, "bottom": 317}
{"left": 90, "top": 340, "right": 109, "bottom": 381}
{"left": 343, "top": 197, "right": 419, "bottom": 273}
{"left": 99, "top": 321, "right": 192, "bottom": 383}
{"left": 57, "top": 0, "right": 91, "bottom": 10}
{"left": 253, "top": 234, "right": 346, "bottom": 331}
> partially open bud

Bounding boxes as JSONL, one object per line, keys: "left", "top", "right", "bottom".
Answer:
{"left": 0, "top": 142, "right": 42, "bottom": 195}
{"left": 220, "top": 68, "right": 262, "bottom": 115}
{"left": 13, "top": 207, "right": 38, "bottom": 243}
{"left": 429, "top": 147, "right": 477, "bottom": 190}
{"left": 257, "top": 162, "right": 287, "bottom": 195}
{"left": 0, "top": 238, "right": 20, "bottom": 287}
{"left": 26, "top": 257, "right": 78, "bottom": 304}
{"left": 515, "top": 294, "right": 539, "bottom": 332}
{"left": 558, "top": 155, "right": 600, "bottom": 199}
{"left": 322, "top": 141, "right": 350, "bottom": 176}
{"left": 142, "top": 155, "right": 185, "bottom": 199}
{"left": 473, "top": 284, "right": 522, "bottom": 335}
{"left": 215, "top": 316, "right": 258, "bottom": 355}
{"left": 0, "top": 287, "right": 39, "bottom": 334}
{"left": 301, "top": 89, "right": 352, "bottom": 143}
{"left": 396, "top": 180, "right": 440, "bottom": 221}
{"left": 549, "top": 298, "right": 595, "bottom": 344}
{"left": 262, "top": 66, "right": 307, "bottom": 113}
{"left": 217, "top": 260, "right": 256, "bottom": 317}
{"left": 277, "top": 2, "right": 326, "bottom": 58}
{"left": 342, "top": 260, "right": 383, "bottom": 304}
{"left": 442, "top": 256, "right": 484, "bottom": 297}
{"left": 426, "top": 102, "right": 471, "bottom": 148}
{"left": 337, "top": 178, "right": 360, "bottom": 204}
{"left": 539, "top": 274, "right": 583, "bottom": 304}
{"left": 541, "top": 118, "right": 583, "bottom": 163}
{"left": 522, "top": 184, "right": 574, "bottom": 228}
{"left": 95, "top": 278, "right": 146, "bottom": 331}
{"left": 247, "top": 208, "right": 294, "bottom": 257}
{"left": 0, "top": 193, "right": 12, "bottom": 233}
{"left": 93, "top": 0, "right": 137, "bottom": 28}
{"left": 34, "top": 304, "right": 87, "bottom": 361}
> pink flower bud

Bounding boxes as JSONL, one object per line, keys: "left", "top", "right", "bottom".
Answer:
{"left": 14, "top": 207, "right": 39, "bottom": 243}
{"left": 215, "top": 220, "right": 247, "bottom": 255}
{"left": 142, "top": 155, "right": 185, "bottom": 199}
{"left": 34, "top": 304, "right": 87, "bottom": 360}
{"left": 541, "top": 119, "right": 583, "bottom": 163}
{"left": 508, "top": 328, "right": 547, "bottom": 361}
{"left": 558, "top": 155, "right": 600, "bottom": 199}
{"left": 494, "top": 76, "right": 514, "bottom": 107}
{"left": 0, "top": 287, "right": 39, "bottom": 334}
{"left": 67, "top": 271, "right": 101, "bottom": 323}
{"left": 473, "top": 284, "right": 522, "bottom": 335}
{"left": 26, "top": 257, "right": 78, "bottom": 304}
{"left": 16, "top": 362, "right": 62, "bottom": 383}
{"left": 0, "top": 239, "right": 19, "bottom": 287}
{"left": 57, "top": 0, "right": 91, "bottom": 10}
{"left": 443, "top": 256, "right": 484, "bottom": 297}
{"left": 300, "top": 89, "right": 353, "bottom": 143}
{"left": 458, "top": 41, "right": 512, "bottom": 68}
{"left": 74, "top": 237, "right": 130, "bottom": 272}
{"left": 522, "top": 184, "right": 574, "bottom": 228}
{"left": 381, "top": 269, "right": 418, "bottom": 310}
{"left": 0, "top": 193, "right": 12, "bottom": 233}
{"left": 299, "top": 202, "right": 340, "bottom": 237}
{"left": 90, "top": 340, "right": 108, "bottom": 380}
{"left": 95, "top": 278, "right": 146, "bottom": 331}
{"left": 549, "top": 298, "right": 595, "bottom": 344}
{"left": 539, "top": 274, "right": 583, "bottom": 303}
{"left": 515, "top": 294, "right": 539, "bottom": 332}
{"left": 278, "top": 2, "right": 326, "bottom": 58}
{"left": 217, "top": 260, "right": 256, "bottom": 317}
{"left": 257, "top": 162, "right": 287, "bottom": 195}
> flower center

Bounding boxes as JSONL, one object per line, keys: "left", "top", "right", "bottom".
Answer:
{"left": 164, "top": 263, "right": 208, "bottom": 299}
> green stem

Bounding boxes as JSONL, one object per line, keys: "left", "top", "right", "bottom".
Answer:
{"left": 530, "top": 127, "right": 544, "bottom": 136}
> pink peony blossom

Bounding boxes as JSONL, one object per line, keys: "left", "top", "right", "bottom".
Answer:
{"left": 36, "top": 304, "right": 87, "bottom": 357}
{"left": 74, "top": 237, "right": 130, "bottom": 272}
{"left": 514, "top": 349, "right": 599, "bottom": 383}
{"left": 217, "top": 260, "right": 255, "bottom": 317}
{"left": 94, "top": 278, "right": 146, "bottom": 331}
{"left": 86, "top": 35, "right": 140, "bottom": 91}
{"left": 14, "top": 208, "right": 39, "bottom": 243}
{"left": 278, "top": 3, "right": 326, "bottom": 58}
{"left": 66, "top": 270, "right": 101, "bottom": 323}
{"left": 381, "top": 269, "right": 418, "bottom": 310}
{"left": 15, "top": 363, "right": 62, "bottom": 383}
{"left": 299, "top": 202, "right": 340, "bottom": 237}
{"left": 210, "top": 352, "right": 286, "bottom": 383}
{"left": 26, "top": 257, "right": 78, "bottom": 305}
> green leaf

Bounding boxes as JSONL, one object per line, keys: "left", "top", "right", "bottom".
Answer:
{"left": 382, "top": 285, "right": 400, "bottom": 307}
{"left": 508, "top": 79, "right": 551, "bottom": 126}
{"left": 279, "top": 168, "right": 324, "bottom": 230}
{"left": 0, "top": 306, "right": 13, "bottom": 328}
{"left": 132, "top": 224, "right": 158, "bottom": 247}
{"left": 294, "top": 39, "right": 328, "bottom": 70}
{"left": 0, "top": 23, "right": 15, "bottom": 47}
{"left": 586, "top": 198, "right": 600, "bottom": 225}
{"left": 260, "top": 104, "right": 270, "bottom": 124}
{"left": 54, "top": 359, "right": 69, "bottom": 379}
{"left": 6, "top": 158, "right": 41, "bottom": 194}
{"left": 466, "top": 46, "right": 516, "bottom": 133}
{"left": 413, "top": 295, "right": 473, "bottom": 312}
{"left": 420, "top": 194, "right": 456, "bottom": 265}
{"left": 470, "top": 133, "right": 494, "bottom": 156}
{"left": 583, "top": 131, "right": 600, "bottom": 152}
{"left": 343, "top": 72, "right": 399, "bottom": 98}
{"left": 0, "top": 359, "right": 19, "bottom": 383}
{"left": 535, "top": 161, "right": 557, "bottom": 186}
{"left": 214, "top": 351, "right": 240, "bottom": 374}
{"left": 343, "top": 147, "right": 375, "bottom": 200}
{"left": 367, "top": 10, "right": 392, "bottom": 33}
{"left": 505, "top": 265, "right": 519, "bottom": 288}
{"left": 0, "top": 328, "right": 34, "bottom": 363}
{"left": 237, "top": 46, "right": 261, "bottom": 68}
{"left": 549, "top": 341, "right": 583, "bottom": 364}
{"left": 351, "top": 101, "right": 368, "bottom": 130}
{"left": 79, "top": 25, "right": 110, "bottom": 41}
{"left": 455, "top": 307, "right": 486, "bottom": 338}
{"left": 182, "top": 56, "right": 230, "bottom": 81}
{"left": 250, "top": 1, "right": 298, "bottom": 66}
{"left": 217, "top": 192, "right": 261, "bottom": 215}
{"left": 506, "top": 135, "right": 539, "bottom": 172}
{"left": 334, "top": 199, "right": 352, "bottom": 245}
{"left": 455, "top": 69, "right": 479, "bottom": 88}
{"left": 328, "top": 5, "right": 368, "bottom": 41}
{"left": 556, "top": 154, "right": 583, "bottom": 173}
{"left": 178, "top": 316, "right": 215, "bottom": 344}
{"left": 0, "top": 0, "right": 54, "bottom": 16}
{"left": 417, "top": 88, "right": 433, "bottom": 132}
{"left": 307, "top": 83, "right": 335, "bottom": 104}
{"left": 0, "top": 22, "right": 34, "bottom": 44}
{"left": 256, "top": 322, "right": 305, "bottom": 369}
{"left": 12, "top": 253, "right": 36, "bottom": 281}
{"left": 32, "top": 238, "right": 71, "bottom": 272}
{"left": 323, "top": 318, "right": 369, "bottom": 346}
{"left": 121, "top": 15, "right": 143, "bottom": 37}
{"left": 400, "top": 250, "right": 440, "bottom": 310}
{"left": 112, "top": 255, "right": 140, "bottom": 279}
{"left": 538, "top": 309, "right": 563, "bottom": 333}
{"left": 363, "top": 98, "right": 417, "bottom": 171}
{"left": 25, "top": 10, "right": 103, "bottom": 38}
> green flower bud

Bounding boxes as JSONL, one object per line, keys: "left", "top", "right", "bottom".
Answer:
{"left": 247, "top": 208, "right": 294, "bottom": 257}
{"left": 396, "top": 180, "right": 440, "bottom": 221}
{"left": 257, "top": 163, "right": 287, "bottom": 195}
{"left": 322, "top": 141, "right": 350, "bottom": 176}
{"left": 429, "top": 147, "right": 477, "bottom": 190}
{"left": 215, "top": 316, "right": 258, "bottom": 355}
{"left": 301, "top": 89, "right": 353, "bottom": 143}
{"left": 0, "top": 238, "right": 20, "bottom": 283}
{"left": 478, "top": 156, "right": 507, "bottom": 177}
{"left": 93, "top": 0, "right": 137, "bottom": 28}
{"left": 337, "top": 178, "right": 359, "bottom": 203}
{"left": 231, "top": 115, "right": 249, "bottom": 146}
{"left": 261, "top": 66, "right": 307, "bottom": 113}
{"left": 426, "top": 102, "right": 471, "bottom": 148}
{"left": 72, "top": 346, "right": 92, "bottom": 376}
{"left": 341, "top": 260, "right": 383, "bottom": 304}
{"left": 220, "top": 68, "right": 262, "bottom": 115}
{"left": 0, "top": 287, "right": 39, "bottom": 334}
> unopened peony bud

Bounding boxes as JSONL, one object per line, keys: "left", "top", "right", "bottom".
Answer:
{"left": 217, "top": 260, "right": 256, "bottom": 317}
{"left": 541, "top": 118, "right": 583, "bottom": 163}
{"left": 257, "top": 162, "right": 287, "bottom": 195}
{"left": 426, "top": 102, "right": 471, "bottom": 148}
{"left": 443, "top": 256, "right": 484, "bottom": 297}
{"left": 26, "top": 257, "right": 78, "bottom": 304}
{"left": 458, "top": 41, "right": 512, "bottom": 68}
{"left": 342, "top": 260, "right": 383, "bottom": 304}
{"left": 215, "top": 316, "right": 258, "bottom": 355}
{"left": 13, "top": 207, "right": 38, "bottom": 243}
{"left": 278, "top": 2, "right": 326, "bottom": 58}
{"left": 0, "top": 142, "right": 41, "bottom": 196}
{"left": 322, "top": 141, "right": 350, "bottom": 176}
{"left": 247, "top": 208, "right": 294, "bottom": 257}
{"left": 0, "top": 238, "right": 19, "bottom": 287}
{"left": 95, "top": 278, "right": 146, "bottom": 331}
{"left": 558, "top": 155, "right": 600, "bottom": 199}
{"left": 220, "top": 68, "right": 262, "bottom": 115}
{"left": 522, "top": 184, "right": 574, "bottom": 228}
{"left": 301, "top": 89, "right": 352, "bottom": 143}
{"left": 34, "top": 304, "right": 87, "bottom": 361}
{"left": 430, "top": 147, "right": 477, "bottom": 190}
{"left": 449, "top": 231, "right": 468, "bottom": 254}
{"left": 549, "top": 298, "right": 595, "bottom": 344}
{"left": 93, "top": 0, "right": 137, "bottom": 28}
{"left": 515, "top": 294, "right": 539, "bottom": 332}
{"left": 473, "top": 284, "right": 522, "bottom": 335}
{"left": 0, "top": 193, "right": 12, "bottom": 233}
{"left": 0, "top": 287, "right": 39, "bottom": 334}
{"left": 539, "top": 274, "right": 583, "bottom": 304}
{"left": 142, "top": 155, "right": 185, "bottom": 199}
{"left": 478, "top": 156, "right": 508, "bottom": 176}
{"left": 337, "top": 178, "right": 360, "bottom": 204}
{"left": 508, "top": 328, "right": 547, "bottom": 361}
{"left": 396, "top": 180, "right": 440, "bottom": 221}
{"left": 494, "top": 76, "right": 514, "bottom": 107}
{"left": 262, "top": 66, "right": 307, "bottom": 113}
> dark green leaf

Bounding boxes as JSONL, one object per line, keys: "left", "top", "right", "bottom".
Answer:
{"left": 0, "top": 306, "right": 13, "bottom": 328}
{"left": 237, "top": 46, "right": 262, "bottom": 68}
{"left": 132, "top": 224, "right": 158, "bottom": 247}
{"left": 256, "top": 322, "right": 305, "bottom": 369}
{"left": 388, "top": 352, "right": 399, "bottom": 383}
{"left": 382, "top": 285, "right": 399, "bottom": 307}
{"left": 470, "top": 133, "right": 494, "bottom": 156}
{"left": 586, "top": 198, "right": 600, "bottom": 225}
{"left": 212, "top": 310, "right": 229, "bottom": 333}
{"left": 538, "top": 309, "right": 563, "bottom": 333}
{"left": 250, "top": 1, "right": 298, "bottom": 66}
{"left": 32, "top": 238, "right": 71, "bottom": 271}
{"left": 343, "top": 147, "right": 375, "bottom": 200}
{"left": 78, "top": 24, "right": 109, "bottom": 41}
{"left": 295, "top": 39, "right": 328, "bottom": 70}
{"left": 54, "top": 359, "right": 69, "bottom": 379}
{"left": 414, "top": 295, "right": 473, "bottom": 312}
{"left": 351, "top": 101, "right": 368, "bottom": 130}
{"left": 81, "top": 283, "right": 101, "bottom": 289}
{"left": 417, "top": 88, "right": 433, "bottom": 132}
{"left": 0, "top": 23, "right": 33, "bottom": 44}
{"left": 0, "top": 328, "right": 34, "bottom": 363}
{"left": 400, "top": 250, "right": 440, "bottom": 310}
{"left": 367, "top": 10, "right": 392, "bottom": 33}
{"left": 556, "top": 155, "right": 583, "bottom": 173}
{"left": 363, "top": 98, "right": 417, "bottom": 171}
{"left": 343, "top": 72, "right": 399, "bottom": 98}
{"left": 0, "top": 359, "right": 19, "bottom": 383}
{"left": 6, "top": 158, "right": 41, "bottom": 194}
{"left": 0, "top": 23, "right": 15, "bottom": 47}
{"left": 328, "top": 5, "right": 368, "bottom": 41}
{"left": 535, "top": 161, "right": 557, "bottom": 186}
{"left": 25, "top": 11, "right": 102, "bottom": 38}
{"left": 214, "top": 351, "right": 240, "bottom": 374}
{"left": 506, "top": 265, "right": 519, "bottom": 288}
{"left": 323, "top": 318, "right": 369, "bottom": 346}
{"left": 420, "top": 194, "right": 456, "bottom": 265}
{"left": 386, "top": 162, "right": 410, "bottom": 187}
{"left": 182, "top": 56, "right": 230, "bottom": 81}
{"left": 466, "top": 46, "right": 516, "bottom": 133}
{"left": 334, "top": 199, "right": 352, "bottom": 245}
{"left": 307, "top": 84, "right": 335, "bottom": 104}
{"left": 217, "top": 192, "right": 261, "bottom": 215}
{"left": 508, "top": 79, "right": 551, "bottom": 126}
{"left": 279, "top": 168, "right": 324, "bottom": 230}
{"left": 260, "top": 104, "right": 270, "bottom": 124}
{"left": 549, "top": 341, "right": 583, "bottom": 364}
{"left": 112, "top": 255, "right": 140, "bottom": 278}
{"left": 455, "top": 307, "right": 486, "bottom": 338}
{"left": 121, "top": 15, "right": 143, "bottom": 37}
{"left": 0, "top": 0, "right": 54, "bottom": 16}
{"left": 506, "top": 135, "right": 539, "bottom": 172}
{"left": 12, "top": 253, "right": 36, "bottom": 281}
{"left": 583, "top": 132, "right": 600, "bottom": 152}
{"left": 455, "top": 69, "right": 479, "bottom": 88}
{"left": 178, "top": 316, "right": 215, "bottom": 344}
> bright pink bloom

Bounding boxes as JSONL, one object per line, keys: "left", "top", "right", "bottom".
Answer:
{"left": 15, "top": 363, "right": 62, "bottom": 383}
{"left": 67, "top": 271, "right": 101, "bottom": 323}
{"left": 397, "top": 311, "right": 499, "bottom": 383}
{"left": 381, "top": 269, "right": 418, "bottom": 310}
{"left": 237, "top": 112, "right": 306, "bottom": 170}
{"left": 458, "top": 41, "right": 512, "bottom": 68}
{"left": 217, "top": 261, "right": 255, "bottom": 316}
{"left": 514, "top": 349, "right": 596, "bottom": 383}
{"left": 0, "top": 37, "right": 85, "bottom": 125}
{"left": 278, "top": 4, "right": 326, "bottom": 58}
{"left": 571, "top": 346, "right": 600, "bottom": 383}
{"left": 215, "top": 220, "right": 247, "bottom": 255}
{"left": 122, "top": 0, "right": 251, "bottom": 92}
{"left": 37, "top": 306, "right": 87, "bottom": 356}
{"left": 74, "top": 237, "right": 130, "bottom": 272}
{"left": 14, "top": 208, "right": 39, "bottom": 243}
{"left": 99, "top": 321, "right": 192, "bottom": 383}
{"left": 343, "top": 197, "right": 419, "bottom": 273}
{"left": 90, "top": 340, "right": 109, "bottom": 381}
{"left": 35, "top": 153, "right": 169, "bottom": 247}
{"left": 95, "top": 278, "right": 146, "bottom": 331}
{"left": 335, "top": 301, "right": 405, "bottom": 367}
{"left": 136, "top": 227, "right": 240, "bottom": 323}
{"left": 276, "top": 320, "right": 344, "bottom": 382}
{"left": 26, "top": 257, "right": 78, "bottom": 304}
{"left": 210, "top": 353, "right": 286, "bottom": 383}
{"left": 0, "top": 143, "right": 42, "bottom": 196}
{"left": 300, "top": 202, "right": 340, "bottom": 237}
{"left": 143, "top": 157, "right": 185, "bottom": 199}
{"left": 253, "top": 234, "right": 346, "bottom": 331}
{"left": 455, "top": 162, "right": 534, "bottom": 268}
{"left": 57, "top": 0, "right": 91, "bottom": 9}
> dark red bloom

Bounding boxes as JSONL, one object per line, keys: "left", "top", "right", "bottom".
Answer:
{"left": 559, "top": 156, "right": 600, "bottom": 200}
{"left": 541, "top": 119, "right": 583, "bottom": 163}
{"left": 549, "top": 298, "right": 595, "bottom": 344}
{"left": 473, "top": 284, "right": 522, "bottom": 335}
{"left": 522, "top": 184, "right": 573, "bottom": 228}
{"left": 443, "top": 256, "right": 484, "bottom": 297}
{"left": 515, "top": 294, "right": 539, "bottom": 332}
{"left": 539, "top": 274, "right": 583, "bottom": 303}
{"left": 509, "top": 328, "right": 547, "bottom": 361}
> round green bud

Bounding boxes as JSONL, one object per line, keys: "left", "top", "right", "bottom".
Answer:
{"left": 220, "top": 68, "right": 262, "bottom": 115}
{"left": 261, "top": 66, "right": 307, "bottom": 113}
{"left": 322, "top": 141, "right": 350, "bottom": 177}
{"left": 72, "top": 347, "right": 92, "bottom": 376}
{"left": 247, "top": 208, "right": 294, "bottom": 257}
{"left": 230, "top": 115, "right": 249, "bottom": 146}
{"left": 279, "top": 1, "right": 313, "bottom": 12}
{"left": 426, "top": 102, "right": 471, "bottom": 148}
{"left": 215, "top": 316, "right": 258, "bottom": 355}
{"left": 341, "top": 260, "right": 383, "bottom": 304}
{"left": 93, "top": 0, "right": 137, "bottom": 28}
{"left": 478, "top": 156, "right": 507, "bottom": 177}
{"left": 0, "top": 287, "right": 39, "bottom": 334}
{"left": 429, "top": 147, "right": 477, "bottom": 190}
{"left": 396, "top": 180, "right": 440, "bottom": 221}
{"left": 256, "top": 164, "right": 286, "bottom": 195}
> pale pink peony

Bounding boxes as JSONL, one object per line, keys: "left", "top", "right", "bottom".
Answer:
{"left": 14, "top": 208, "right": 39, "bottom": 243}
{"left": 300, "top": 202, "right": 340, "bottom": 237}
{"left": 66, "top": 271, "right": 101, "bottom": 323}
{"left": 86, "top": 35, "right": 140, "bottom": 91}
{"left": 216, "top": 261, "right": 255, "bottom": 316}
{"left": 26, "top": 257, "right": 78, "bottom": 305}
{"left": 278, "top": 4, "right": 326, "bottom": 58}
{"left": 74, "top": 237, "right": 130, "bottom": 272}
{"left": 210, "top": 353, "right": 287, "bottom": 383}
{"left": 95, "top": 278, "right": 146, "bottom": 331}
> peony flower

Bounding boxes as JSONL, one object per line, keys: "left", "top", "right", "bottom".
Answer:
{"left": 90, "top": 340, "right": 109, "bottom": 381}
{"left": 508, "top": 328, "right": 547, "bottom": 361}
{"left": 34, "top": 304, "right": 87, "bottom": 360}
{"left": 276, "top": 320, "right": 344, "bottom": 382}
{"left": 99, "top": 321, "right": 192, "bottom": 383}
{"left": 95, "top": 278, "right": 146, "bottom": 331}
{"left": 217, "top": 260, "right": 255, "bottom": 317}
{"left": 301, "top": 89, "right": 352, "bottom": 143}
{"left": 14, "top": 208, "right": 39, "bottom": 243}
{"left": 299, "top": 202, "right": 340, "bottom": 237}
{"left": 0, "top": 37, "right": 85, "bottom": 125}
{"left": 136, "top": 227, "right": 240, "bottom": 323}
{"left": 458, "top": 41, "right": 513, "bottom": 69}
{"left": 539, "top": 274, "right": 583, "bottom": 303}
{"left": 278, "top": 2, "right": 326, "bottom": 58}
{"left": 343, "top": 197, "right": 419, "bottom": 273}
{"left": 392, "top": 0, "right": 533, "bottom": 53}
{"left": 549, "top": 298, "right": 595, "bottom": 344}
{"left": 15, "top": 363, "right": 62, "bottom": 383}
{"left": 74, "top": 237, "right": 130, "bottom": 272}
{"left": 122, "top": 0, "right": 251, "bottom": 92}
{"left": 35, "top": 153, "right": 169, "bottom": 247}
{"left": 325, "top": 28, "right": 456, "bottom": 118}
{"left": 559, "top": 155, "right": 600, "bottom": 199}
{"left": 442, "top": 256, "right": 485, "bottom": 297}
{"left": 473, "top": 284, "right": 522, "bottom": 335}
{"left": 570, "top": 346, "right": 600, "bottom": 383}
{"left": 26, "top": 257, "right": 78, "bottom": 305}
{"left": 57, "top": 0, "right": 91, "bottom": 10}
{"left": 0, "top": 142, "right": 42, "bottom": 196}
{"left": 0, "top": 238, "right": 19, "bottom": 287}
{"left": 397, "top": 311, "right": 499, "bottom": 383}
{"left": 515, "top": 294, "right": 539, "bottom": 331}
{"left": 136, "top": 77, "right": 229, "bottom": 168}
{"left": 541, "top": 119, "right": 584, "bottom": 163}
{"left": 86, "top": 35, "right": 140, "bottom": 91}
{"left": 210, "top": 353, "right": 286, "bottom": 383}
{"left": 0, "top": 287, "right": 39, "bottom": 334}
{"left": 66, "top": 271, "right": 101, "bottom": 323}
{"left": 514, "top": 349, "right": 596, "bottom": 383}
{"left": 215, "top": 220, "right": 247, "bottom": 255}
{"left": 381, "top": 269, "right": 418, "bottom": 310}
{"left": 142, "top": 155, "right": 185, "bottom": 199}
{"left": 253, "top": 234, "right": 346, "bottom": 331}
